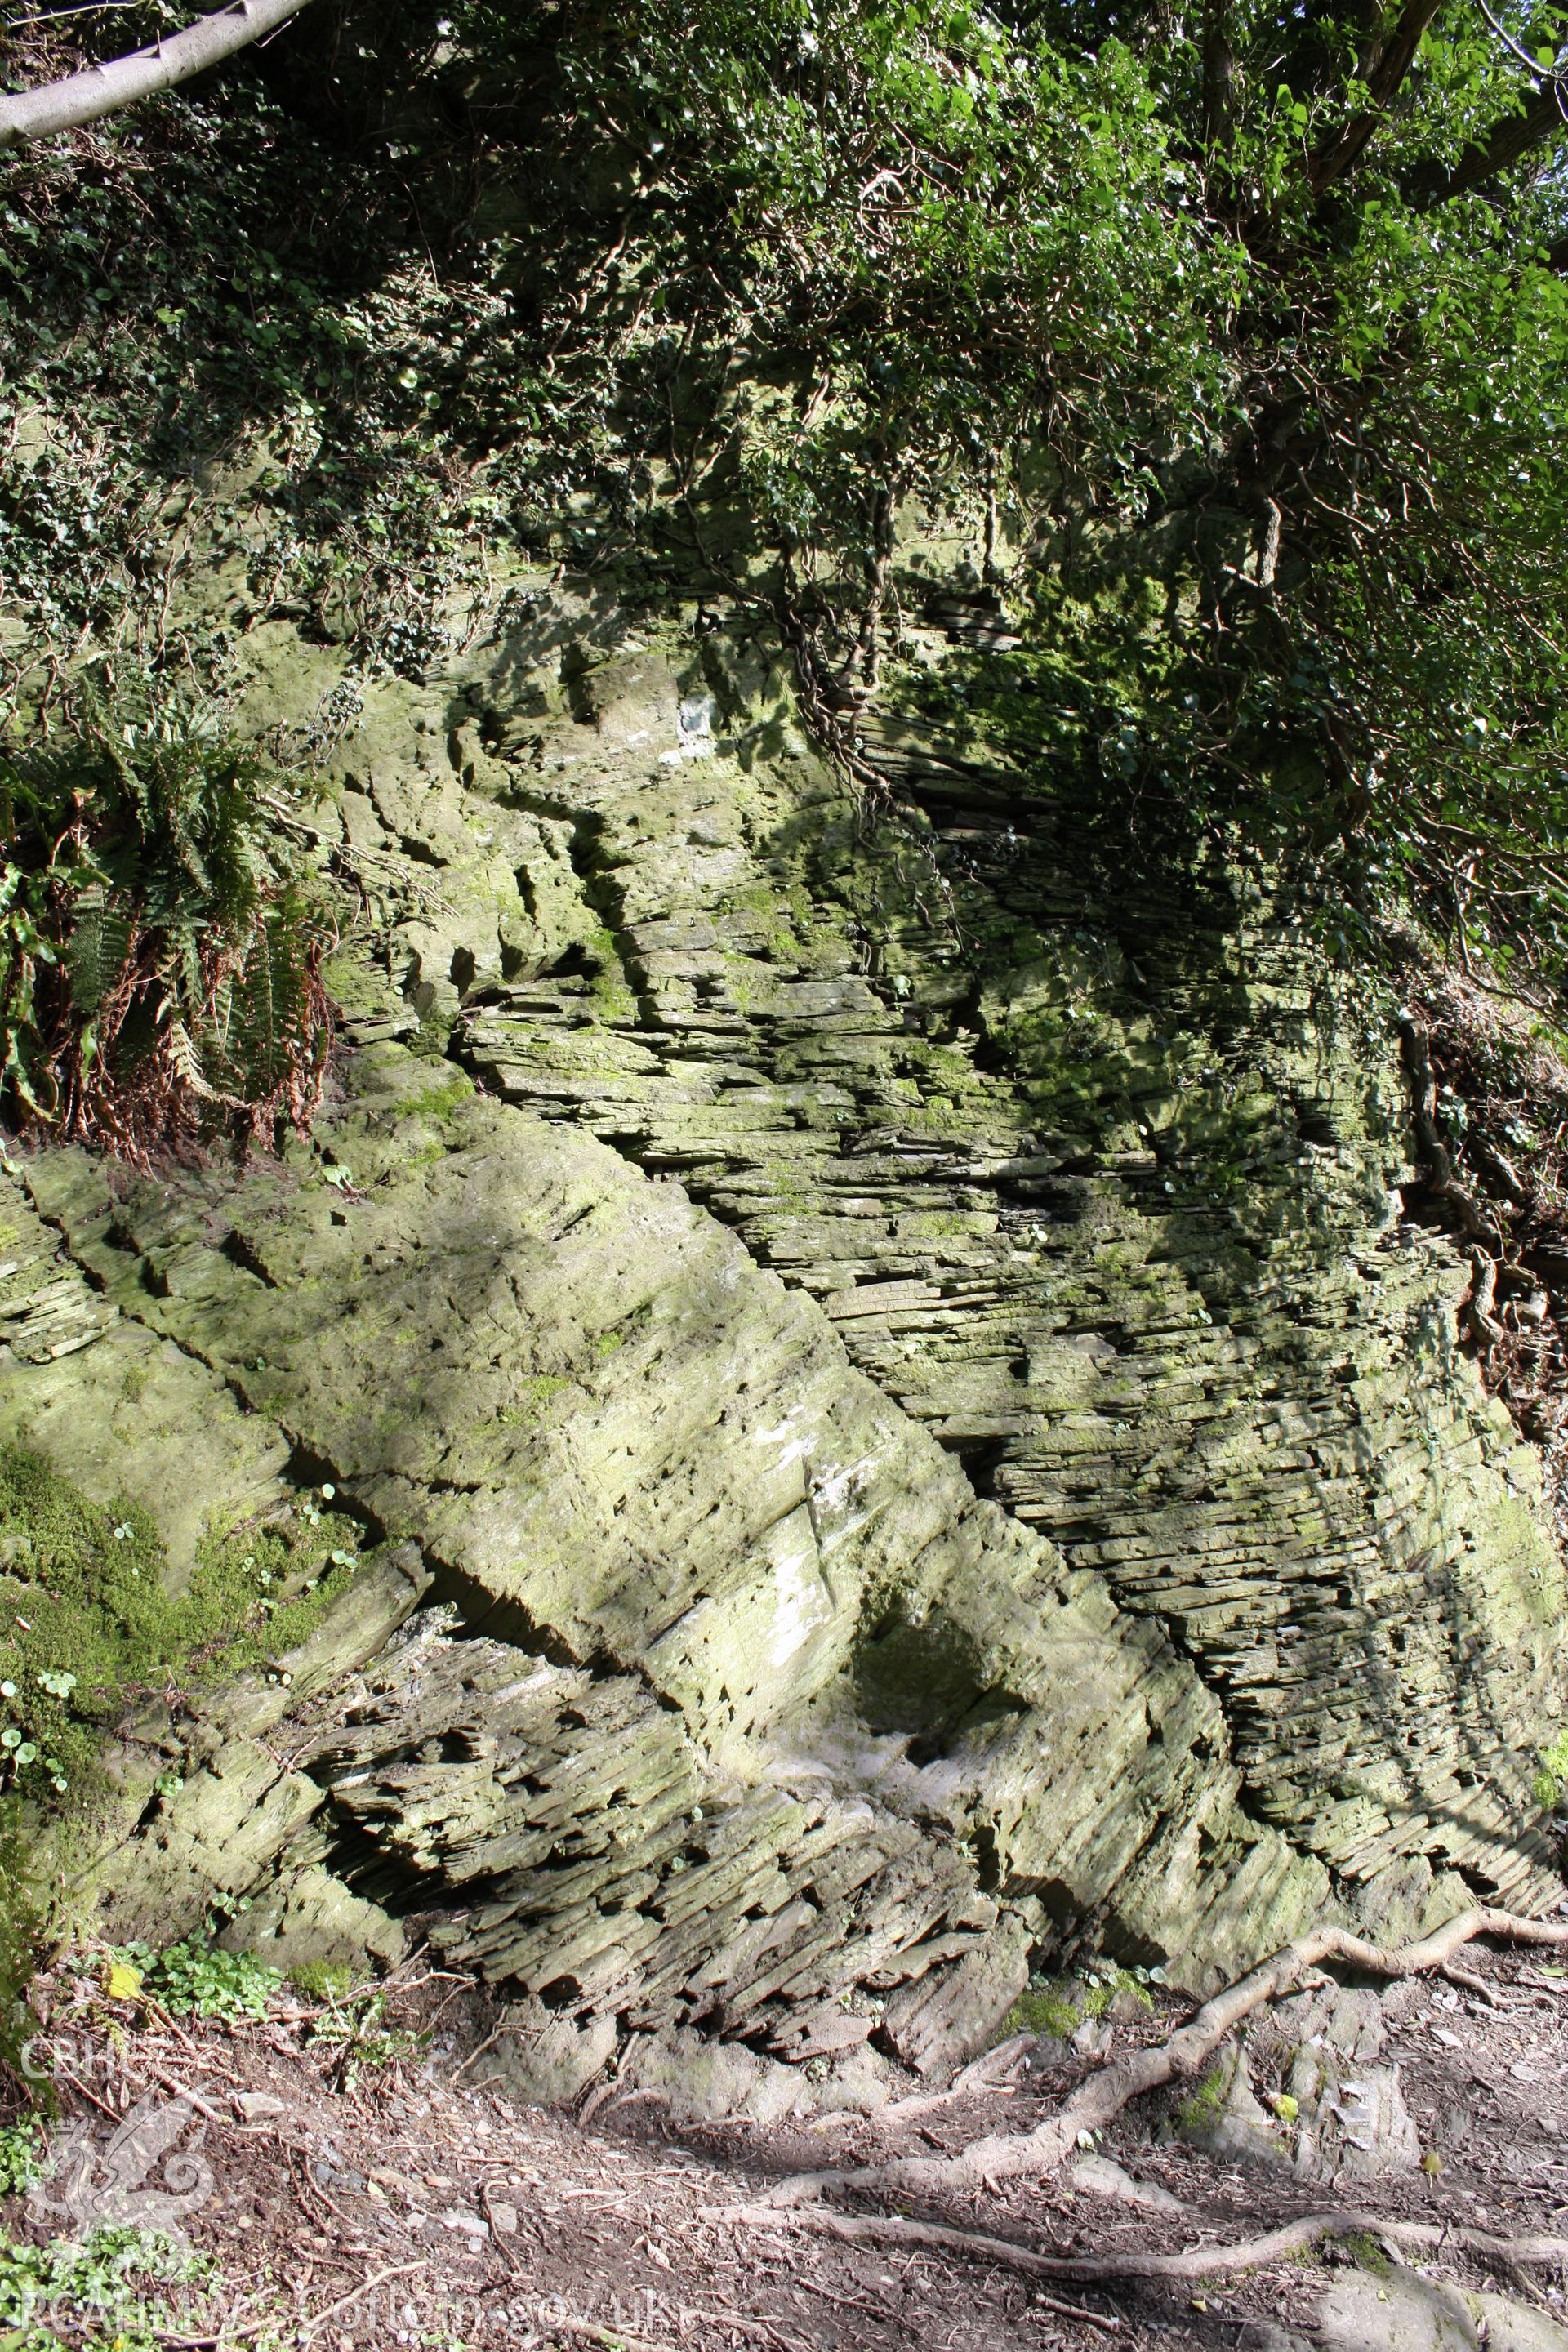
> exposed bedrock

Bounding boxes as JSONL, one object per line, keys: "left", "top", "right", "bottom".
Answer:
{"left": 5, "top": 568, "right": 1566, "bottom": 2097}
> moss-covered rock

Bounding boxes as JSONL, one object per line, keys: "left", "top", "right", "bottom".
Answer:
{"left": 1, "top": 564, "right": 1564, "bottom": 2100}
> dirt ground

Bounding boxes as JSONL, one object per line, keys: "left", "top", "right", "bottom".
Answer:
{"left": 7, "top": 1936, "right": 1568, "bottom": 2351}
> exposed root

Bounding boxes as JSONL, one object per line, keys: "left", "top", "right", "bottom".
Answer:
{"left": 756, "top": 1904, "right": 1568, "bottom": 2206}
{"left": 1441, "top": 1960, "right": 1503, "bottom": 2007}
{"left": 724, "top": 2202, "right": 1568, "bottom": 2287}
{"left": 871, "top": 2034, "right": 1035, "bottom": 2126}
{"left": 1401, "top": 1015, "right": 1507, "bottom": 1252}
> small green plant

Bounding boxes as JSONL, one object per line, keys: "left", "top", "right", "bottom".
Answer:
{"left": 0, "top": 2222, "right": 201, "bottom": 2345}
{"left": 0, "top": 2118, "right": 41, "bottom": 2197}
{"left": 1174, "top": 2066, "right": 1229, "bottom": 2134}
{"left": 306, "top": 1985, "right": 424, "bottom": 2090}
{"left": 109, "top": 1940, "right": 280, "bottom": 2024}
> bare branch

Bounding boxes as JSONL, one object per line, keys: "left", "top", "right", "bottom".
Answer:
{"left": 0, "top": 0, "right": 314, "bottom": 151}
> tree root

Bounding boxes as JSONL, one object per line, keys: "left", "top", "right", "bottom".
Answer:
{"left": 756, "top": 1903, "right": 1568, "bottom": 2207}
{"left": 1441, "top": 1959, "right": 1504, "bottom": 2007}
{"left": 722, "top": 2201, "right": 1568, "bottom": 2286}
{"left": 1400, "top": 1014, "right": 1507, "bottom": 1252}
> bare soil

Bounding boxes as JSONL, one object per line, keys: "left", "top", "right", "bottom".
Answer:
{"left": 9, "top": 1936, "right": 1568, "bottom": 2351}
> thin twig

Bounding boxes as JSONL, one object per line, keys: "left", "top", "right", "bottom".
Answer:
{"left": 297, "top": 2259, "right": 429, "bottom": 2341}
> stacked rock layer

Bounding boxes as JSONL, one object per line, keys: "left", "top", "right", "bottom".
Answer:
{"left": 6, "top": 572, "right": 1563, "bottom": 2099}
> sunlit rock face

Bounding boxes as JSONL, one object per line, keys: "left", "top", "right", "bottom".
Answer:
{"left": 7, "top": 572, "right": 1563, "bottom": 2103}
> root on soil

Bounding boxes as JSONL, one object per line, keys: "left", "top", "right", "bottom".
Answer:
{"left": 757, "top": 1904, "right": 1568, "bottom": 2206}
{"left": 727, "top": 2202, "right": 1568, "bottom": 2287}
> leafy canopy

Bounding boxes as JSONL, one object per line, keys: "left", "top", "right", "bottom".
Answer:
{"left": 446, "top": 0, "right": 1568, "bottom": 982}
{"left": 3, "top": 0, "right": 1568, "bottom": 988}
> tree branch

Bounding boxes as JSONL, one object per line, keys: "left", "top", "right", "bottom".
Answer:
{"left": 1202, "top": 0, "right": 1237, "bottom": 149}
{"left": 1432, "top": 74, "right": 1568, "bottom": 199}
{"left": 0, "top": 0, "right": 314, "bottom": 150}
{"left": 1309, "top": 0, "right": 1448, "bottom": 190}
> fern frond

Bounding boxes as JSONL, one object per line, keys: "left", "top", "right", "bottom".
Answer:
{"left": 166, "top": 1018, "right": 216, "bottom": 1102}
{"left": 63, "top": 902, "right": 131, "bottom": 1016}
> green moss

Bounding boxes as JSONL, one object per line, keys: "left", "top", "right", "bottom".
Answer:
{"left": 1534, "top": 1728, "right": 1568, "bottom": 1810}
{"left": 1340, "top": 2230, "right": 1392, "bottom": 2278}
{"left": 1174, "top": 2065, "right": 1228, "bottom": 2132}
{"left": 391, "top": 1075, "right": 474, "bottom": 1125}
{"left": 0, "top": 1446, "right": 363, "bottom": 1821}
{"left": 289, "top": 1958, "right": 356, "bottom": 2003}
{"left": 497, "top": 1373, "right": 575, "bottom": 1425}
{"left": 0, "top": 1802, "right": 39, "bottom": 2083}
{"left": 582, "top": 926, "right": 637, "bottom": 1023}
{"left": 1005, "top": 1986, "right": 1082, "bottom": 2038}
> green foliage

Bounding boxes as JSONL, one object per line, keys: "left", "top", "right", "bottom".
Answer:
{"left": 0, "top": 0, "right": 1566, "bottom": 998}
{"left": 0, "top": 2120, "right": 40, "bottom": 2198}
{"left": 0, "top": 685, "right": 332, "bottom": 1156}
{"left": 444, "top": 0, "right": 1568, "bottom": 987}
{"left": 0, "top": 1446, "right": 363, "bottom": 1822}
{"left": 305, "top": 1984, "right": 424, "bottom": 2088}
{"left": 111, "top": 1938, "right": 279, "bottom": 2023}
{"left": 0, "top": 2222, "right": 202, "bottom": 2347}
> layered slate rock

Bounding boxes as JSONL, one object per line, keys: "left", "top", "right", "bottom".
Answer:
{"left": 412, "top": 583, "right": 1560, "bottom": 1924}
{"left": 28, "top": 1040, "right": 1333, "bottom": 2055}
{"left": 9, "top": 562, "right": 1566, "bottom": 2091}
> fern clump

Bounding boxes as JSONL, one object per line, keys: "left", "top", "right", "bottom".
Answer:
{"left": 0, "top": 683, "right": 332, "bottom": 1159}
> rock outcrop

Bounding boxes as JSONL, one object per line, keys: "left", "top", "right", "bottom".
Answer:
{"left": 4, "top": 563, "right": 1566, "bottom": 2101}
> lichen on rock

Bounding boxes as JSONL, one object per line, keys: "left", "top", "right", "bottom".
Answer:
{"left": 0, "top": 549, "right": 1562, "bottom": 2109}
